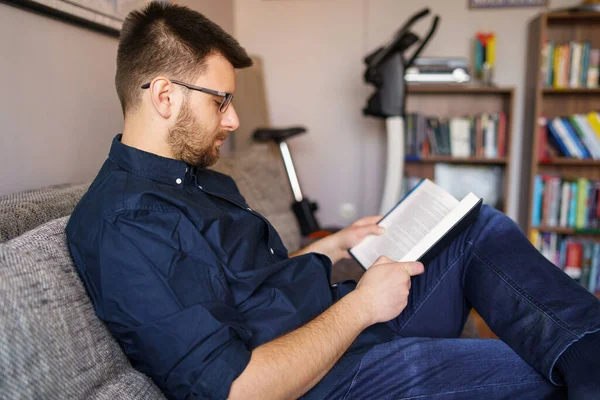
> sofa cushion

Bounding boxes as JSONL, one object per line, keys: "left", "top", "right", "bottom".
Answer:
{"left": 0, "top": 217, "right": 165, "bottom": 399}
{"left": 212, "top": 143, "right": 301, "bottom": 252}
{"left": 0, "top": 183, "right": 90, "bottom": 243}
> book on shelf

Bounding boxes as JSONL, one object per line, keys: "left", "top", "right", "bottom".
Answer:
{"left": 538, "top": 112, "right": 600, "bottom": 160}
{"left": 404, "top": 112, "right": 507, "bottom": 160}
{"left": 541, "top": 40, "right": 599, "bottom": 89}
{"left": 531, "top": 175, "right": 600, "bottom": 230}
{"left": 530, "top": 231, "right": 600, "bottom": 294}
{"left": 350, "top": 179, "right": 483, "bottom": 269}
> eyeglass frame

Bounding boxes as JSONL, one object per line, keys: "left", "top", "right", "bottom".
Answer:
{"left": 140, "top": 79, "right": 233, "bottom": 113}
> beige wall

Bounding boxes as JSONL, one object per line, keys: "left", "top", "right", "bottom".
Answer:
{"left": 0, "top": 0, "right": 234, "bottom": 196}
{"left": 235, "top": 0, "right": 579, "bottom": 228}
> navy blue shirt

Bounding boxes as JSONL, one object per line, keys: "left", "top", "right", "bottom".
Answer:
{"left": 66, "top": 135, "right": 394, "bottom": 399}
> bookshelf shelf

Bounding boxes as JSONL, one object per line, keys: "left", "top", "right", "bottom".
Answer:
{"left": 542, "top": 88, "right": 600, "bottom": 94}
{"left": 406, "top": 156, "right": 507, "bottom": 165}
{"left": 538, "top": 158, "right": 600, "bottom": 166}
{"left": 534, "top": 226, "right": 600, "bottom": 236}
{"left": 407, "top": 85, "right": 513, "bottom": 95}
{"left": 403, "top": 84, "right": 514, "bottom": 213}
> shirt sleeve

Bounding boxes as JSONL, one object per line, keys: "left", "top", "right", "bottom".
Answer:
{"left": 90, "top": 209, "right": 252, "bottom": 400}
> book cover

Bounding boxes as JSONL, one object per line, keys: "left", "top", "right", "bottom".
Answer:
{"left": 559, "top": 181, "right": 571, "bottom": 227}
{"left": 497, "top": 113, "right": 506, "bottom": 158}
{"left": 587, "top": 112, "right": 600, "bottom": 141}
{"left": 581, "top": 242, "right": 593, "bottom": 290}
{"left": 564, "top": 240, "right": 583, "bottom": 281}
{"left": 570, "top": 116, "right": 600, "bottom": 159}
{"left": 560, "top": 118, "right": 591, "bottom": 159}
{"left": 576, "top": 178, "right": 589, "bottom": 229}
{"left": 575, "top": 115, "right": 600, "bottom": 159}
{"left": 532, "top": 175, "right": 543, "bottom": 227}
{"left": 581, "top": 42, "right": 591, "bottom": 87}
{"left": 569, "top": 182, "right": 578, "bottom": 228}
{"left": 548, "top": 119, "right": 576, "bottom": 157}
{"left": 570, "top": 41, "right": 582, "bottom": 88}
{"left": 588, "top": 49, "right": 599, "bottom": 88}
{"left": 591, "top": 244, "right": 600, "bottom": 293}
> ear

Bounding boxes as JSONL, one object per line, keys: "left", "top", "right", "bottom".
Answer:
{"left": 147, "top": 77, "right": 180, "bottom": 119}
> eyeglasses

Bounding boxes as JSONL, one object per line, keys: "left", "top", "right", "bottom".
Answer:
{"left": 140, "top": 79, "right": 233, "bottom": 113}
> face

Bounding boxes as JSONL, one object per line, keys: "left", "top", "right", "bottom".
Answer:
{"left": 168, "top": 54, "right": 239, "bottom": 168}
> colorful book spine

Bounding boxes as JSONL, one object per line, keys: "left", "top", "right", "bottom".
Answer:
{"left": 542, "top": 41, "right": 600, "bottom": 89}
{"left": 576, "top": 178, "right": 589, "bottom": 229}
{"left": 532, "top": 175, "right": 544, "bottom": 227}
{"left": 569, "top": 182, "right": 578, "bottom": 228}
{"left": 532, "top": 176, "right": 599, "bottom": 230}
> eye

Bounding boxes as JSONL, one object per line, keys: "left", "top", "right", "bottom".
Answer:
{"left": 213, "top": 100, "right": 221, "bottom": 107}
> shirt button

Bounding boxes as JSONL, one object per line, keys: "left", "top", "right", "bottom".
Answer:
{"left": 176, "top": 178, "right": 182, "bottom": 184}
{"left": 247, "top": 207, "right": 252, "bottom": 212}
{"left": 185, "top": 167, "right": 189, "bottom": 173}
{"left": 198, "top": 185, "right": 203, "bottom": 190}
{"left": 270, "top": 248, "right": 274, "bottom": 255}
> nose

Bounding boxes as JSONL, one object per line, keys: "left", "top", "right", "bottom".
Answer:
{"left": 221, "top": 103, "right": 240, "bottom": 132}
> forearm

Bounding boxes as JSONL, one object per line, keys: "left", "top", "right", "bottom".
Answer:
{"left": 228, "top": 290, "right": 370, "bottom": 400}
{"left": 289, "top": 235, "right": 341, "bottom": 264}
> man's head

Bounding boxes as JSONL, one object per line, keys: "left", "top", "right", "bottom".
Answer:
{"left": 116, "top": 2, "right": 252, "bottom": 168}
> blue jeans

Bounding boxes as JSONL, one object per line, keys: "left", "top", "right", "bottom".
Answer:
{"left": 312, "top": 205, "right": 600, "bottom": 399}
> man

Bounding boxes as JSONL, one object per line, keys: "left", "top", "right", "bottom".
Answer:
{"left": 66, "top": 2, "right": 600, "bottom": 399}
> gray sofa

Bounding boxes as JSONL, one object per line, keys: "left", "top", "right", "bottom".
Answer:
{"left": 0, "top": 143, "right": 475, "bottom": 399}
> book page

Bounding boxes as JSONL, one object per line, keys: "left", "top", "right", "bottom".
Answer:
{"left": 351, "top": 179, "right": 459, "bottom": 268}
{"left": 400, "top": 193, "right": 481, "bottom": 262}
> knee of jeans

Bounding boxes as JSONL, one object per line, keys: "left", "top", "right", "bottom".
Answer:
{"left": 474, "top": 205, "right": 519, "bottom": 236}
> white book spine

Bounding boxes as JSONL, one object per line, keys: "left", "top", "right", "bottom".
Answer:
{"left": 559, "top": 181, "right": 570, "bottom": 227}
{"left": 485, "top": 119, "right": 496, "bottom": 158}
{"left": 570, "top": 43, "right": 582, "bottom": 88}
{"left": 553, "top": 118, "right": 582, "bottom": 159}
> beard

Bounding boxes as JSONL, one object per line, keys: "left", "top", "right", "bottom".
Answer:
{"left": 167, "top": 100, "right": 228, "bottom": 169}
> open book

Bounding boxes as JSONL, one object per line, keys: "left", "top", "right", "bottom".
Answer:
{"left": 350, "top": 179, "right": 483, "bottom": 269}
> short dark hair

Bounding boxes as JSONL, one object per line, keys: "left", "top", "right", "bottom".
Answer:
{"left": 115, "top": 1, "right": 252, "bottom": 115}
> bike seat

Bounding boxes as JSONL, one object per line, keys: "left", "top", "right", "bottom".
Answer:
{"left": 253, "top": 126, "right": 307, "bottom": 143}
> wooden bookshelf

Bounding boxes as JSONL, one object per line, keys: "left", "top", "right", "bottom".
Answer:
{"left": 403, "top": 84, "right": 515, "bottom": 213}
{"left": 523, "top": 11, "right": 600, "bottom": 238}
{"left": 538, "top": 158, "right": 600, "bottom": 166}
{"left": 535, "top": 226, "right": 600, "bottom": 236}
{"left": 542, "top": 87, "right": 600, "bottom": 94}
{"left": 406, "top": 156, "right": 507, "bottom": 165}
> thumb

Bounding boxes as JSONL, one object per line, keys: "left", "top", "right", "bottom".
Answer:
{"left": 373, "top": 255, "right": 394, "bottom": 266}
{"left": 400, "top": 262, "right": 425, "bottom": 277}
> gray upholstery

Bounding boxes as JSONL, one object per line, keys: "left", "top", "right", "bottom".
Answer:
{"left": 0, "top": 183, "right": 89, "bottom": 243}
{"left": 0, "top": 217, "right": 165, "bottom": 399}
{"left": 212, "top": 143, "right": 301, "bottom": 252}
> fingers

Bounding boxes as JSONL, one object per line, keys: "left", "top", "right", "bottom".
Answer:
{"left": 352, "top": 215, "right": 383, "bottom": 227}
{"left": 400, "top": 262, "right": 425, "bottom": 277}
{"left": 355, "top": 224, "right": 385, "bottom": 238}
{"left": 371, "top": 257, "right": 424, "bottom": 277}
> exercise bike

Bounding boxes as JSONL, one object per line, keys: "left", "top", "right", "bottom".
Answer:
{"left": 363, "top": 8, "right": 440, "bottom": 215}
{"left": 253, "top": 8, "right": 439, "bottom": 237}
{"left": 253, "top": 127, "right": 335, "bottom": 239}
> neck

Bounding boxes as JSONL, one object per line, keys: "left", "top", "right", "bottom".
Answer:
{"left": 121, "top": 115, "right": 174, "bottom": 160}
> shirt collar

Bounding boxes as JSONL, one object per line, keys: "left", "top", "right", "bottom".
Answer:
{"left": 108, "top": 134, "right": 190, "bottom": 187}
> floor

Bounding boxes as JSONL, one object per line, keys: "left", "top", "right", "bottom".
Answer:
{"left": 471, "top": 310, "right": 498, "bottom": 339}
